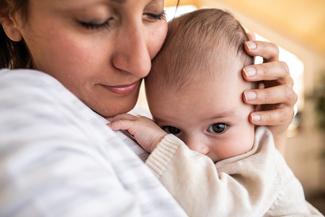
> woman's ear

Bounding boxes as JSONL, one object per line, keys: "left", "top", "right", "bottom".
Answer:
{"left": 0, "top": 15, "right": 23, "bottom": 42}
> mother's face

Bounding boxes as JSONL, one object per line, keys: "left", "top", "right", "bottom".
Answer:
{"left": 15, "top": 0, "right": 167, "bottom": 117}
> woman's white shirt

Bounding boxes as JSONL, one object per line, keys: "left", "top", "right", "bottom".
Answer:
{"left": 0, "top": 69, "right": 187, "bottom": 217}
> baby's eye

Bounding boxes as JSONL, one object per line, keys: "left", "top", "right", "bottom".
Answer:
{"left": 207, "top": 123, "right": 228, "bottom": 134}
{"left": 161, "top": 126, "right": 181, "bottom": 135}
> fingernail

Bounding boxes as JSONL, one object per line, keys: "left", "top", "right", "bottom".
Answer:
{"left": 251, "top": 114, "right": 261, "bottom": 122}
{"left": 244, "top": 91, "right": 257, "bottom": 100}
{"left": 244, "top": 67, "right": 256, "bottom": 77}
{"left": 246, "top": 41, "right": 257, "bottom": 50}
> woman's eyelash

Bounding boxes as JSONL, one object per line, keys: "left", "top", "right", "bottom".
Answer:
{"left": 145, "top": 10, "right": 166, "bottom": 20}
{"left": 78, "top": 10, "right": 165, "bottom": 30}
{"left": 78, "top": 19, "right": 112, "bottom": 30}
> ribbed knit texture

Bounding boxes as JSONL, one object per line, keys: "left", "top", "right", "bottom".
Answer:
{"left": 146, "top": 127, "right": 324, "bottom": 217}
{"left": 146, "top": 134, "right": 182, "bottom": 178}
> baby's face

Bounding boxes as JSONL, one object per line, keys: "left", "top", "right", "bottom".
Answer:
{"left": 147, "top": 55, "right": 255, "bottom": 162}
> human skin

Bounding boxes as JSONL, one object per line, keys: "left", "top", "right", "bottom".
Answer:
{"left": 1, "top": 0, "right": 297, "bottom": 147}
{"left": 2, "top": 0, "right": 168, "bottom": 117}
{"left": 110, "top": 50, "right": 255, "bottom": 162}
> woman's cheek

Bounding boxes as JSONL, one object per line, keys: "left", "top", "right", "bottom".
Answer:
{"left": 148, "top": 22, "right": 168, "bottom": 59}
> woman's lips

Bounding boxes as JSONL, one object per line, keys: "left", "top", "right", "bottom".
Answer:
{"left": 101, "top": 81, "right": 140, "bottom": 95}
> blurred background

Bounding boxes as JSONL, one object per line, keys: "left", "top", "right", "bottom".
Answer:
{"left": 137, "top": 0, "right": 325, "bottom": 213}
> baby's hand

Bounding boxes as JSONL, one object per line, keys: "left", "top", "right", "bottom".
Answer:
{"left": 108, "top": 114, "right": 167, "bottom": 153}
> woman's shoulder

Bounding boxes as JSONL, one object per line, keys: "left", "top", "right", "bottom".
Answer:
{"left": 0, "top": 68, "right": 70, "bottom": 95}
{"left": 0, "top": 68, "right": 110, "bottom": 139}
{"left": 1, "top": 69, "right": 80, "bottom": 120}
{"left": 0, "top": 68, "right": 81, "bottom": 107}
{"left": 0, "top": 69, "right": 146, "bottom": 157}
{"left": 0, "top": 69, "right": 72, "bottom": 103}
{"left": 1, "top": 68, "right": 57, "bottom": 80}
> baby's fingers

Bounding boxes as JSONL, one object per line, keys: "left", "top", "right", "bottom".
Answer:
{"left": 109, "top": 119, "right": 135, "bottom": 131}
{"left": 108, "top": 113, "right": 138, "bottom": 122}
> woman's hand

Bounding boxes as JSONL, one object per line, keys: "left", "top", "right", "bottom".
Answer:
{"left": 108, "top": 114, "right": 167, "bottom": 153}
{"left": 242, "top": 40, "right": 298, "bottom": 152}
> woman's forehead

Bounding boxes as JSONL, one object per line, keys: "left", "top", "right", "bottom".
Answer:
{"left": 39, "top": 0, "right": 164, "bottom": 8}
{"left": 28, "top": 0, "right": 164, "bottom": 18}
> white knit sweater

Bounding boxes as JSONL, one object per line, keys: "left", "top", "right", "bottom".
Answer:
{"left": 146, "top": 127, "right": 323, "bottom": 217}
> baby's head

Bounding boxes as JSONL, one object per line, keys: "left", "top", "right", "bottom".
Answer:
{"left": 145, "top": 9, "right": 255, "bottom": 161}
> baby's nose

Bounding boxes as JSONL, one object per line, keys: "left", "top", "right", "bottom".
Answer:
{"left": 187, "top": 141, "right": 209, "bottom": 155}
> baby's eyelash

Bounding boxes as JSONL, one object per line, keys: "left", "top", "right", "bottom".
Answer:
{"left": 207, "top": 123, "right": 230, "bottom": 134}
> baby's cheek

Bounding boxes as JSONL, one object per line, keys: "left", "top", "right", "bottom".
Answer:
{"left": 223, "top": 141, "right": 248, "bottom": 158}
{"left": 233, "top": 127, "right": 255, "bottom": 154}
{"left": 214, "top": 130, "right": 254, "bottom": 160}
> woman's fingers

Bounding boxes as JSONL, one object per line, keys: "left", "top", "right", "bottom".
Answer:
{"left": 243, "top": 40, "right": 297, "bottom": 150}
{"left": 249, "top": 107, "right": 294, "bottom": 126}
{"left": 246, "top": 32, "right": 256, "bottom": 41}
{"left": 244, "top": 41, "right": 279, "bottom": 62}
{"left": 243, "top": 61, "right": 292, "bottom": 86}
{"left": 243, "top": 84, "right": 298, "bottom": 106}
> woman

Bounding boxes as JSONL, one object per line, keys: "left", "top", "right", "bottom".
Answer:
{"left": 0, "top": 0, "right": 297, "bottom": 216}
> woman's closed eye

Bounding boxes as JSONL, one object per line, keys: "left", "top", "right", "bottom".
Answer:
{"left": 78, "top": 11, "right": 164, "bottom": 30}
{"left": 207, "top": 123, "right": 229, "bottom": 134}
{"left": 143, "top": 10, "right": 166, "bottom": 21}
{"left": 161, "top": 126, "right": 181, "bottom": 135}
{"left": 78, "top": 18, "right": 114, "bottom": 30}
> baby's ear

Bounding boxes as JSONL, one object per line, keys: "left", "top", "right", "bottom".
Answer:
{"left": 0, "top": 14, "right": 23, "bottom": 42}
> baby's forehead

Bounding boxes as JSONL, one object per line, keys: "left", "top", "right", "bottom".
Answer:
{"left": 190, "top": 46, "right": 245, "bottom": 77}
{"left": 188, "top": 54, "right": 246, "bottom": 83}
{"left": 148, "top": 59, "right": 247, "bottom": 98}
{"left": 147, "top": 45, "right": 253, "bottom": 99}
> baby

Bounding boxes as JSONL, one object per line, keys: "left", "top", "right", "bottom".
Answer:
{"left": 110, "top": 9, "right": 322, "bottom": 217}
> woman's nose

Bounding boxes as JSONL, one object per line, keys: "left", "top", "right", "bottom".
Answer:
{"left": 112, "top": 22, "right": 151, "bottom": 78}
{"left": 186, "top": 138, "right": 209, "bottom": 155}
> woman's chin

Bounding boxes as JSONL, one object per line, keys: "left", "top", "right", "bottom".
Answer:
{"left": 96, "top": 100, "right": 138, "bottom": 118}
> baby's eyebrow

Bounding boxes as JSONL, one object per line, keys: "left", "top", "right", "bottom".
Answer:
{"left": 153, "top": 117, "right": 175, "bottom": 125}
{"left": 153, "top": 117, "right": 167, "bottom": 123}
{"left": 208, "top": 110, "right": 237, "bottom": 119}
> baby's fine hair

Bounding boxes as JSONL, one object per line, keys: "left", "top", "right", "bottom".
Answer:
{"left": 146, "top": 8, "right": 253, "bottom": 90}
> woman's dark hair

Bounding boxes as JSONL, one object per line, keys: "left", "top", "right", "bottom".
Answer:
{"left": 0, "top": 0, "right": 30, "bottom": 69}
{"left": 0, "top": 0, "right": 179, "bottom": 69}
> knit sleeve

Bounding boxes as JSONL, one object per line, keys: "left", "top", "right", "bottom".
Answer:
{"left": 146, "top": 128, "right": 320, "bottom": 217}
